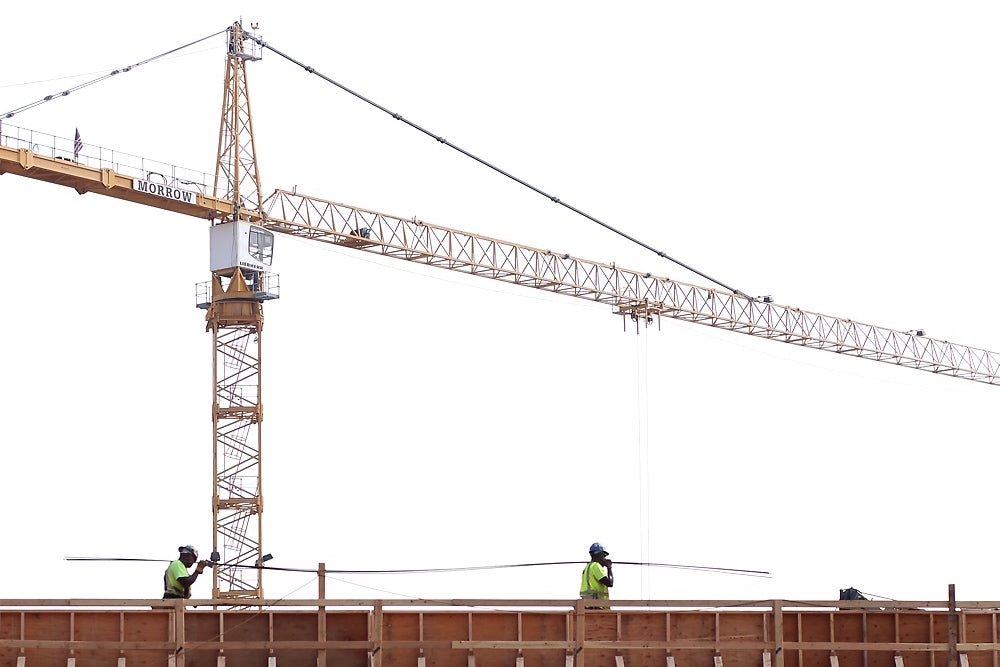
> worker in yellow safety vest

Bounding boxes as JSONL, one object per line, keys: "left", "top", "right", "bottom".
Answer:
{"left": 163, "top": 545, "right": 211, "bottom": 599}
{"left": 579, "top": 542, "right": 614, "bottom": 604}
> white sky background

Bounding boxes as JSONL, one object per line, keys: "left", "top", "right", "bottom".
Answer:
{"left": 1, "top": 2, "right": 998, "bottom": 604}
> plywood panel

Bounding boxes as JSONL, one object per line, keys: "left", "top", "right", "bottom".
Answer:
{"left": 523, "top": 612, "right": 572, "bottom": 667}
{"left": 673, "top": 613, "right": 718, "bottom": 642}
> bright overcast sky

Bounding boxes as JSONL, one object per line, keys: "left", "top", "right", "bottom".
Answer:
{"left": 2, "top": 2, "right": 999, "bottom": 604}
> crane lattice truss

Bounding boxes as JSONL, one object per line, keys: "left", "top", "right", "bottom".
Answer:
{"left": 209, "top": 297, "right": 264, "bottom": 599}
{"left": 260, "top": 189, "right": 1000, "bottom": 385}
{"left": 215, "top": 23, "right": 263, "bottom": 213}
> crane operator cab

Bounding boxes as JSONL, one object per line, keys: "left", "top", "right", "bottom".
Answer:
{"left": 206, "top": 221, "right": 279, "bottom": 303}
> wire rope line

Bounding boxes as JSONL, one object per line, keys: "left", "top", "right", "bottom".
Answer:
{"left": 322, "top": 561, "right": 771, "bottom": 576}
{"left": 178, "top": 573, "right": 319, "bottom": 657}
{"left": 247, "top": 35, "right": 752, "bottom": 299}
{"left": 0, "top": 46, "right": 218, "bottom": 91}
{"left": 324, "top": 574, "right": 563, "bottom": 614}
{"left": 0, "top": 30, "right": 226, "bottom": 119}
{"left": 635, "top": 331, "right": 649, "bottom": 599}
{"left": 856, "top": 589, "right": 899, "bottom": 602}
{"left": 322, "top": 574, "right": 519, "bottom": 612}
{"left": 66, "top": 556, "right": 770, "bottom": 577}
{"left": 325, "top": 573, "right": 419, "bottom": 600}
{"left": 642, "top": 330, "right": 652, "bottom": 599}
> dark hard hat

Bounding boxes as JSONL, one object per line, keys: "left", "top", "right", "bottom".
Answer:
{"left": 589, "top": 542, "right": 609, "bottom": 556}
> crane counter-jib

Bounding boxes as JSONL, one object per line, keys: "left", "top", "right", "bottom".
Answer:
{"left": 0, "top": 140, "right": 235, "bottom": 221}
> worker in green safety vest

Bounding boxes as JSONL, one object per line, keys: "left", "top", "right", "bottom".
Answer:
{"left": 579, "top": 542, "right": 614, "bottom": 606}
{"left": 163, "top": 545, "right": 211, "bottom": 599}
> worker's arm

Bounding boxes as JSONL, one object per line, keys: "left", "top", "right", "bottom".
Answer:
{"left": 599, "top": 560, "right": 614, "bottom": 587}
{"left": 178, "top": 561, "right": 210, "bottom": 588}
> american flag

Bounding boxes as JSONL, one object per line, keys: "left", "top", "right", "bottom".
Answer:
{"left": 73, "top": 128, "right": 82, "bottom": 161}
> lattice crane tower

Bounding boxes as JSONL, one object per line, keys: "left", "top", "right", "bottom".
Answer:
{"left": 200, "top": 22, "right": 277, "bottom": 601}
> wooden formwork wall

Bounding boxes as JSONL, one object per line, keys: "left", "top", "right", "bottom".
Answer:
{"left": 2, "top": 604, "right": 999, "bottom": 667}
{"left": 781, "top": 610, "right": 998, "bottom": 667}
{"left": 0, "top": 610, "right": 173, "bottom": 667}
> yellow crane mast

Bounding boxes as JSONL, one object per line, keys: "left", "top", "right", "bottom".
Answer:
{"left": 203, "top": 22, "right": 272, "bottom": 602}
{"left": 1, "top": 20, "right": 999, "bottom": 601}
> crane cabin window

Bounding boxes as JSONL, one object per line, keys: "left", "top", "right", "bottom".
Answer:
{"left": 249, "top": 227, "right": 274, "bottom": 266}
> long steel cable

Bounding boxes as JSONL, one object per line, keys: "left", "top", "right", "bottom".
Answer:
{"left": 247, "top": 34, "right": 752, "bottom": 299}
{"left": 66, "top": 556, "right": 770, "bottom": 577}
{"left": 0, "top": 29, "right": 226, "bottom": 119}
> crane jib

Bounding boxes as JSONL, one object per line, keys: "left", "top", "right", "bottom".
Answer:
{"left": 133, "top": 178, "right": 199, "bottom": 204}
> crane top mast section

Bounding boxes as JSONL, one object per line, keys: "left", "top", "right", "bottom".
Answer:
{"left": 215, "top": 21, "right": 263, "bottom": 225}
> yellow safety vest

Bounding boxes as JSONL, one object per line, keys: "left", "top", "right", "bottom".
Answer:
{"left": 580, "top": 561, "right": 609, "bottom": 600}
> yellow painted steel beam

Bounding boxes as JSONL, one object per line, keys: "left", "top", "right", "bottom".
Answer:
{"left": 0, "top": 144, "right": 235, "bottom": 220}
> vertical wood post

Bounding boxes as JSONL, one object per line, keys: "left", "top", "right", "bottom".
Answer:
{"left": 318, "top": 562, "right": 326, "bottom": 667}
{"left": 773, "top": 600, "right": 784, "bottom": 667}
{"left": 372, "top": 601, "right": 384, "bottom": 667}
{"left": 948, "top": 584, "right": 958, "bottom": 667}
{"left": 575, "top": 599, "right": 586, "bottom": 667}
{"left": 174, "top": 599, "right": 186, "bottom": 667}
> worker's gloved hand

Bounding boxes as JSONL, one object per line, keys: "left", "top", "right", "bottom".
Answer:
{"left": 196, "top": 560, "right": 212, "bottom": 572}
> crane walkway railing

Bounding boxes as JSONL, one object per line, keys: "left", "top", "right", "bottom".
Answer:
{"left": 0, "top": 122, "right": 212, "bottom": 195}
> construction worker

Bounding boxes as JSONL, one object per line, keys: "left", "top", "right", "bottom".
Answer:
{"left": 580, "top": 542, "right": 614, "bottom": 605}
{"left": 163, "top": 545, "right": 211, "bottom": 599}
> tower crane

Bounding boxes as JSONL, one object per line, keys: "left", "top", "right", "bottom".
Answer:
{"left": 1, "top": 21, "right": 998, "bottom": 601}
